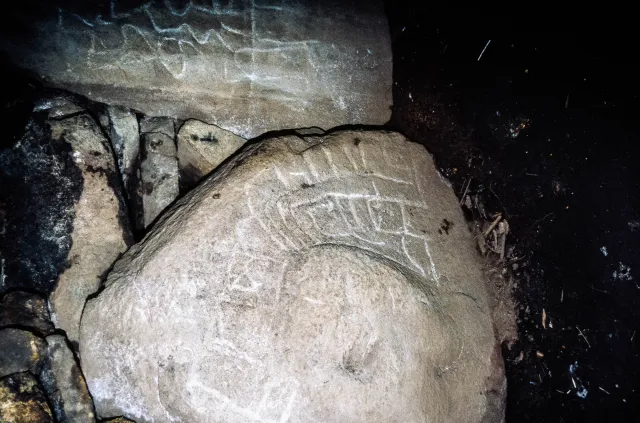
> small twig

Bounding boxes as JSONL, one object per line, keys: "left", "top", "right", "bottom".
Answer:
{"left": 576, "top": 326, "right": 591, "bottom": 348}
{"left": 483, "top": 213, "right": 503, "bottom": 237}
{"left": 542, "top": 309, "right": 547, "bottom": 329}
{"left": 477, "top": 39, "right": 491, "bottom": 61}
{"left": 591, "top": 285, "right": 609, "bottom": 294}
{"left": 525, "top": 173, "right": 539, "bottom": 177}
{"left": 533, "top": 212, "right": 555, "bottom": 228}
{"left": 599, "top": 387, "right": 611, "bottom": 395}
{"left": 459, "top": 178, "right": 472, "bottom": 205}
{"left": 631, "top": 331, "right": 636, "bottom": 342}
{"left": 561, "top": 289, "right": 564, "bottom": 302}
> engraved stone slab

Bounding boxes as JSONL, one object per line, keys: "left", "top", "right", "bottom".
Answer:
{"left": 0, "top": 1, "right": 392, "bottom": 138}
{"left": 80, "top": 130, "right": 505, "bottom": 422}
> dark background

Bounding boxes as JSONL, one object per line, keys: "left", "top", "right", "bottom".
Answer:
{"left": 385, "top": 4, "right": 640, "bottom": 422}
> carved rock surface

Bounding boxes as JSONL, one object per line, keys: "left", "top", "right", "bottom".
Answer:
{"left": 0, "top": 372, "right": 54, "bottom": 423}
{"left": 80, "top": 130, "right": 505, "bottom": 423}
{"left": 177, "top": 119, "right": 246, "bottom": 190}
{"left": 0, "top": 1, "right": 392, "bottom": 138}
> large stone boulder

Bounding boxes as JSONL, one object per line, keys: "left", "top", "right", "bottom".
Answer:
{"left": 1, "top": 1, "right": 392, "bottom": 138}
{"left": 0, "top": 98, "right": 132, "bottom": 345}
{"left": 80, "top": 130, "right": 505, "bottom": 422}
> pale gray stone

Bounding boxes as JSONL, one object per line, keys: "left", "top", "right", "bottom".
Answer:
{"left": 0, "top": 329, "right": 46, "bottom": 378}
{"left": 41, "top": 334, "right": 96, "bottom": 423}
{"left": 140, "top": 131, "right": 179, "bottom": 228}
{"left": 0, "top": 291, "right": 55, "bottom": 336}
{"left": 139, "top": 117, "right": 175, "bottom": 138}
{"left": 80, "top": 130, "right": 505, "bottom": 423}
{"left": 1, "top": 1, "right": 392, "bottom": 138}
{"left": 106, "top": 105, "right": 140, "bottom": 199}
{"left": 177, "top": 119, "right": 246, "bottom": 189}
{"left": 47, "top": 112, "right": 131, "bottom": 345}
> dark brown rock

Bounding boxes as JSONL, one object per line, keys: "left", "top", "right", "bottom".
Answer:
{"left": 0, "top": 291, "right": 55, "bottom": 335}
{"left": 0, "top": 372, "right": 54, "bottom": 423}
{"left": 0, "top": 328, "right": 46, "bottom": 378}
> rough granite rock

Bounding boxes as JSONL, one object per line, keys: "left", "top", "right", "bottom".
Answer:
{"left": 0, "top": 291, "right": 55, "bottom": 336}
{"left": 40, "top": 334, "right": 96, "bottom": 423}
{"left": 106, "top": 105, "right": 140, "bottom": 201}
{"left": 140, "top": 119, "right": 179, "bottom": 228}
{"left": 177, "top": 119, "right": 246, "bottom": 190}
{"left": 0, "top": 1, "right": 392, "bottom": 138}
{"left": 0, "top": 372, "right": 54, "bottom": 423}
{"left": 139, "top": 117, "right": 175, "bottom": 138}
{"left": 0, "top": 329, "right": 46, "bottom": 378}
{"left": 80, "top": 130, "right": 506, "bottom": 423}
{"left": 0, "top": 106, "right": 131, "bottom": 345}
{"left": 46, "top": 112, "right": 131, "bottom": 345}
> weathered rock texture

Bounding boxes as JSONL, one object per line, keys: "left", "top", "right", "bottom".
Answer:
{"left": 177, "top": 119, "right": 246, "bottom": 190}
{"left": 0, "top": 103, "right": 131, "bottom": 344}
{"left": 40, "top": 334, "right": 96, "bottom": 423}
{"left": 0, "top": 1, "right": 392, "bottom": 138}
{"left": 0, "top": 329, "right": 46, "bottom": 378}
{"left": 106, "top": 105, "right": 140, "bottom": 201}
{"left": 140, "top": 117, "right": 179, "bottom": 228}
{"left": 0, "top": 372, "right": 54, "bottom": 423}
{"left": 80, "top": 130, "right": 505, "bottom": 423}
{"left": 46, "top": 113, "right": 131, "bottom": 344}
{"left": 0, "top": 291, "right": 55, "bottom": 336}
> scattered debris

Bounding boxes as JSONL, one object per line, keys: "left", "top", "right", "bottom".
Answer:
{"left": 600, "top": 246, "right": 608, "bottom": 257}
{"left": 477, "top": 39, "right": 491, "bottom": 61}
{"left": 508, "top": 118, "right": 530, "bottom": 138}
{"left": 576, "top": 326, "right": 591, "bottom": 348}
{"left": 613, "top": 262, "right": 634, "bottom": 282}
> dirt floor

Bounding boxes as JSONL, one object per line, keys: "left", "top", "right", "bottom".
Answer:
{"left": 385, "top": 4, "right": 640, "bottom": 422}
